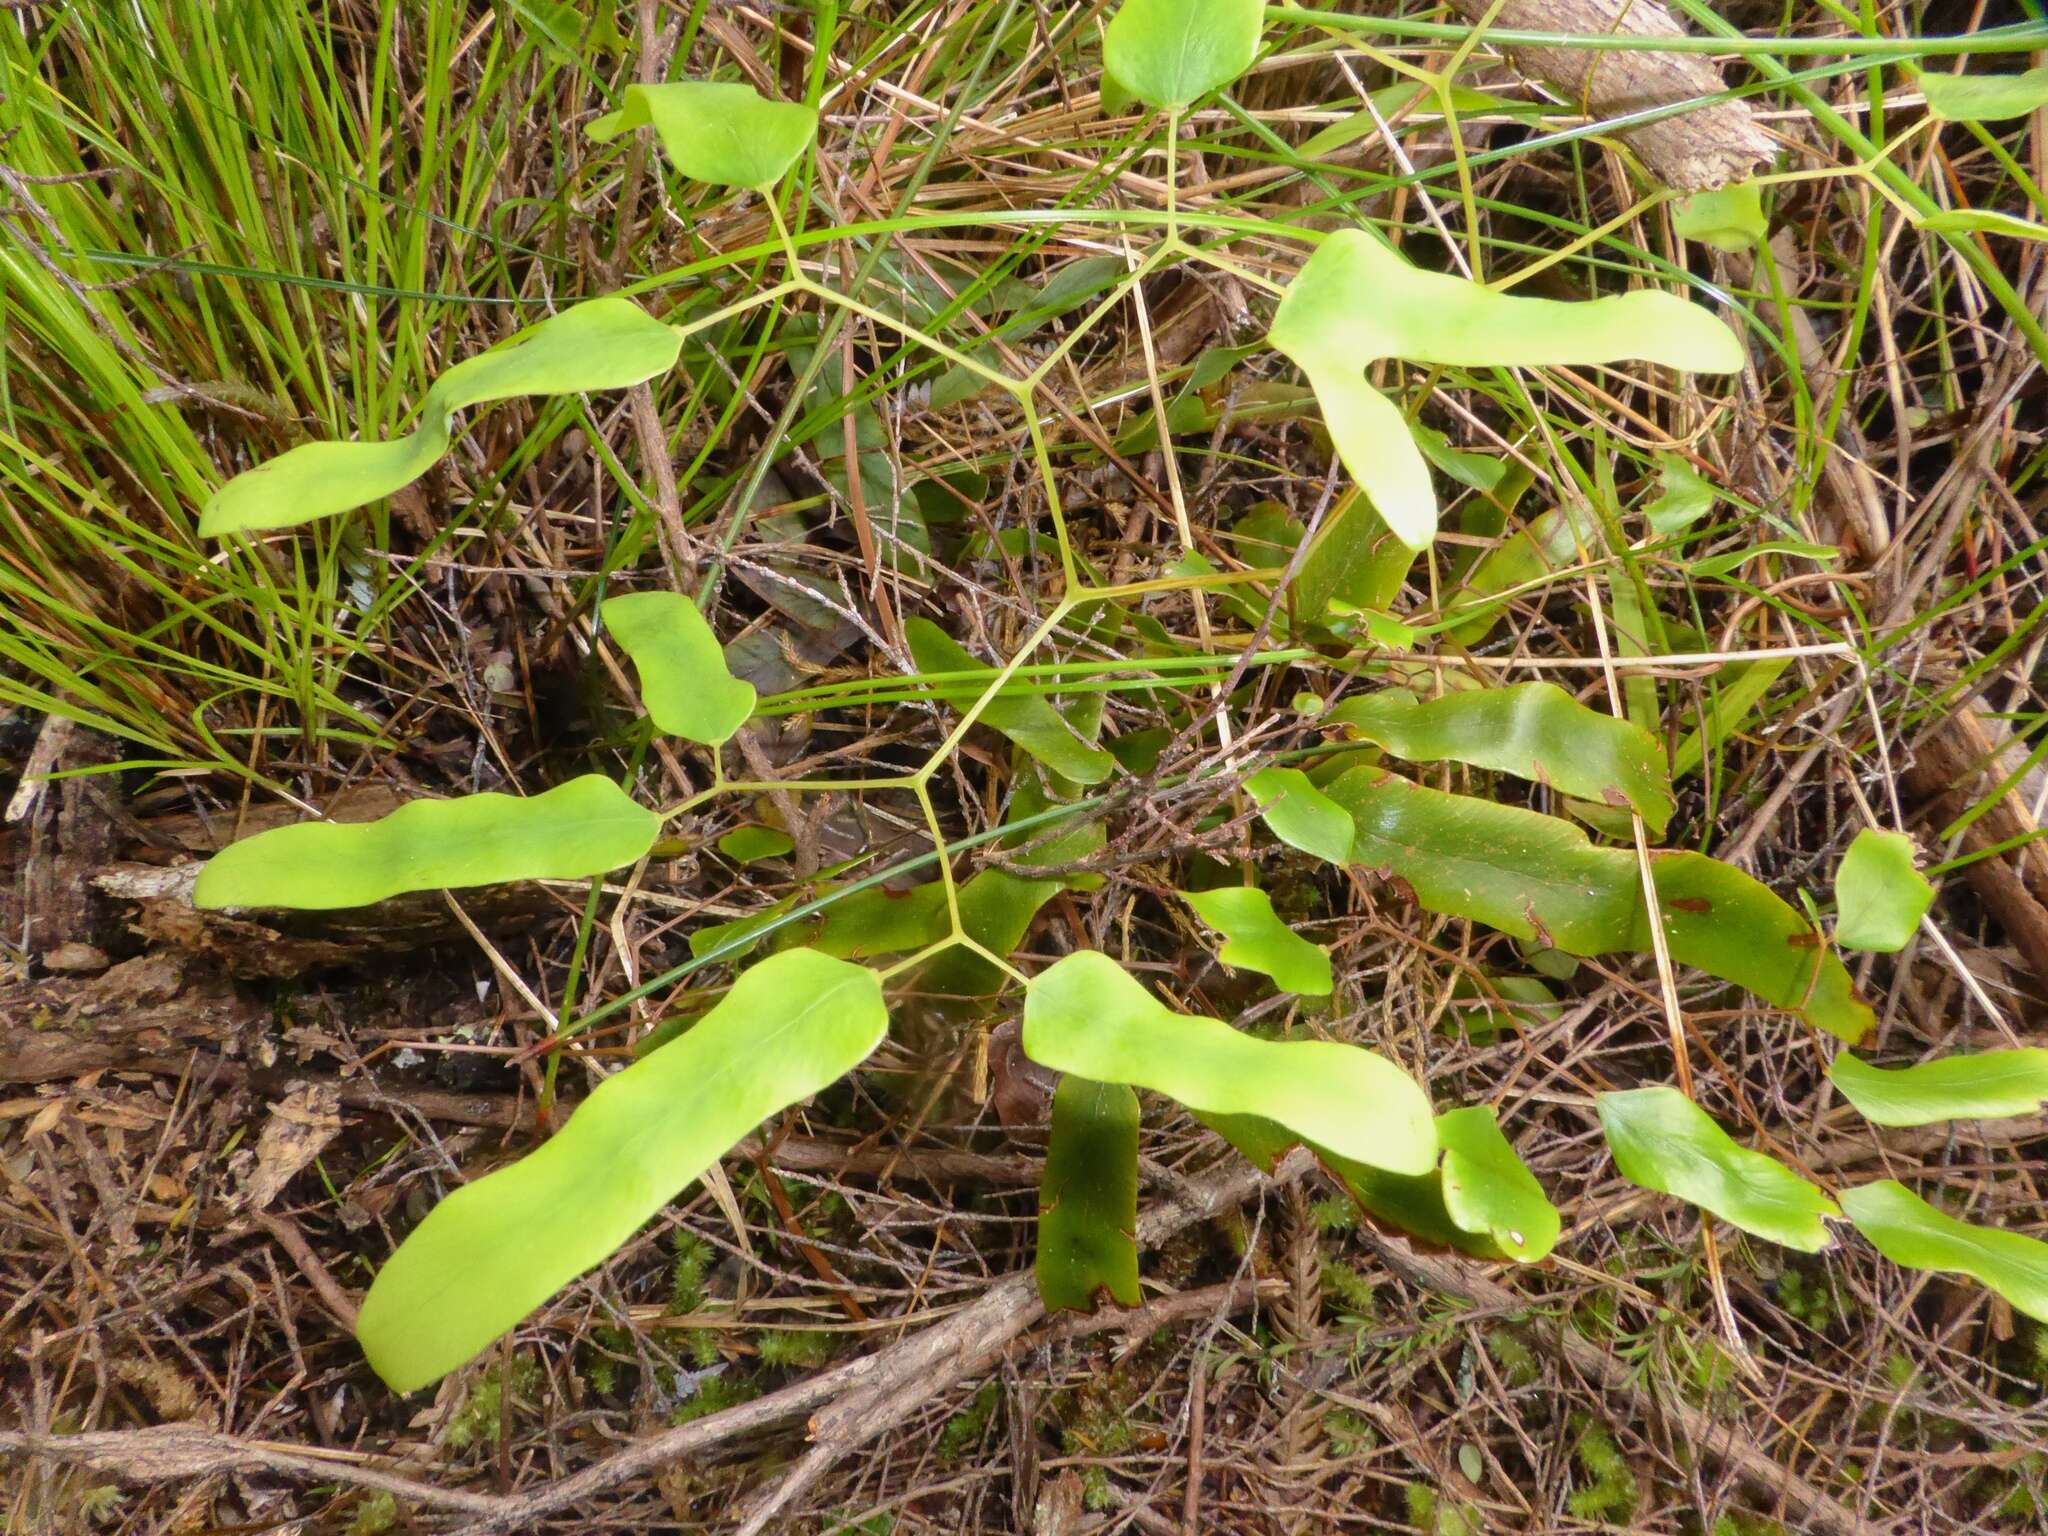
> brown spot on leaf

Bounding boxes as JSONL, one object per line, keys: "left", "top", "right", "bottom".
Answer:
{"left": 1668, "top": 897, "right": 1711, "bottom": 914}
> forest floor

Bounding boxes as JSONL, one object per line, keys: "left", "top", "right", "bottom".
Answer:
{"left": 4, "top": 1, "right": 2048, "bottom": 1532}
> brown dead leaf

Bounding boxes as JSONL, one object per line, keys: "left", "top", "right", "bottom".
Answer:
{"left": 238, "top": 1081, "right": 343, "bottom": 1211}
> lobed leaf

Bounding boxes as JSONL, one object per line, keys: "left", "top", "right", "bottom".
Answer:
{"left": 200, "top": 298, "right": 681, "bottom": 536}
{"left": 1267, "top": 231, "right": 1743, "bottom": 548}
{"left": 588, "top": 80, "right": 817, "bottom": 188}
{"left": 1102, "top": 0, "right": 1262, "bottom": 110}
{"left": 1599, "top": 1087, "right": 1838, "bottom": 1252}
{"left": 603, "top": 591, "right": 757, "bottom": 744}
{"left": 356, "top": 949, "right": 888, "bottom": 1390}
{"left": 1325, "top": 766, "right": 1872, "bottom": 1042}
{"left": 1829, "top": 1049, "right": 2048, "bottom": 1127}
{"left": 905, "top": 619, "right": 1115, "bottom": 785}
{"left": 193, "top": 774, "right": 658, "bottom": 912}
{"left": 1037, "top": 1076, "right": 1143, "bottom": 1312}
{"left": 1832, "top": 828, "right": 1934, "bottom": 953}
{"left": 1245, "top": 766, "right": 1353, "bottom": 865}
{"left": 1181, "top": 885, "right": 1333, "bottom": 996}
{"left": 1841, "top": 1180, "right": 2048, "bottom": 1322}
{"left": 1023, "top": 951, "right": 1434, "bottom": 1175}
{"left": 1327, "top": 682, "right": 1675, "bottom": 836}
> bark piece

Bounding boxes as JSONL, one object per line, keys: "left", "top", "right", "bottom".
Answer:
{"left": 0, "top": 952, "right": 264, "bottom": 1084}
{"left": 1445, "top": 0, "right": 1775, "bottom": 190}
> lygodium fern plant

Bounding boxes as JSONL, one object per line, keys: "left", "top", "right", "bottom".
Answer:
{"left": 186, "top": 0, "right": 2048, "bottom": 1395}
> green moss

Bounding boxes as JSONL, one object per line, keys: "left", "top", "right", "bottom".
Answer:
{"left": 1322, "top": 1259, "right": 1377, "bottom": 1319}
{"left": 1710, "top": 1515, "right": 1787, "bottom": 1536}
{"left": 584, "top": 1323, "right": 635, "bottom": 1395}
{"left": 1311, "top": 1197, "right": 1360, "bottom": 1233}
{"left": 446, "top": 1353, "right": 542, "bottom": 1451}
{"left": 347, "top": 1490, "right": 397, "bottom": 1536}
{"left": 939, "top": 1380, "right": 1001, "bottom": 1457}
{"left": 1566, "top": 1419, "right": 1638, "bottom": 1522}
{"left": 1484, "top": 1330, "right": 1539, "bottom": 1388}
{"left": 1774, "top": 1266, "right": 1853, "bottom": 1331}
{"left": 77, "top": 1485, "right": 126, "bottom": 1524}
{"left": 669, "top": 1372, "right": 757, "bottom": 1426}
{"left": 1059, "top": 1380, "right": 1138, "bottom": 1513}
{"left": 1322, "top": 1409, "right": 1375, "bottom": 1457}
{"left": 671, "top": 1230, "right": 714, "bottom": 1312}
{"left": 755, "top": 1328, "right": 832, "bottom": 1369}
{"left": 1405, "top": 1481, "right": 1475, "bottom": 1536}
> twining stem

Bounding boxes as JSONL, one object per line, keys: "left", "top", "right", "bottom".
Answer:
{"left": 795, "top": 277, "right": 1024, "bottom": 397}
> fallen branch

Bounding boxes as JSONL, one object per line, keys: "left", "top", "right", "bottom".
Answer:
{"left": 1445, "top": 0, "right": 1775, "bottom": 190}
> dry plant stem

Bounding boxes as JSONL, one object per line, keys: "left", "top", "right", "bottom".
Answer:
{"left": 1356, "top": 1229, "right": 1880, "bottom": 1536}
{"left": 627, "top": 380, "right": 696, "bottom": 589}
{"left": 1581, "top": 569, "right": 1756, "bottom": 1374}
{"left": 1442, "top": 0, "right": 1776, "bottom": 191}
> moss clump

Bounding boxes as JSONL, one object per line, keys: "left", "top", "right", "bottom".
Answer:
{"left": 755, "top": 1327, "right": 832, "bottom": 1369}
{"left": 938, "top": 1380, "right": 1001, "bottom": 1457}
{"left": 1566, "top": 1419, "right": 1638, "bottom": 1522}
{"left": 1484, "top": 1329, "right": 1539, "bottom": 1388}
{"left": 1322, "top": 1259, "right": 1377, "bottom": 1320}
{"left": 1322, "top": 1409, "right": 1375, "bottom": 1457}
{"left": 668, "top": 1371, "right": 757, "bottom": 1426}
{"left": 446, "top": 1352, "right": 542, "bottom": 1451}
{"left": 346, "top": 1490, "right": 397, "bottom": 1536}
{"left": 1405, "top": 1482, "right": 1475, "bottom": 1536}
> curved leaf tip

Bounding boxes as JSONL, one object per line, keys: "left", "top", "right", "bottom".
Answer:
{"left": 603, "top": 590, "right": 756, "bottom": 744}
{"left": 1268, "top": 230, "right": 1743, "bottom": 547}
{"left": 1181, "top": 885, "right": 1333, "bottom": 996}
{"left": 1842, "top": 1179, "right": 2048, "bottom": 1323}
{"left": 1600, "top": 1086, "right": 1839, "bottom": 1252}
{"left": 356, "top": 948, "right": 887, "bottom": 1391}
{"left": 199, "top": 298, "right": 681, "bottom": 537}
{"left": 1830, "top": 1048, "right": 2048, "bottom": 1128}
{"left": 1436, "top": 1106, "right": 1560, "bottom": 1263}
